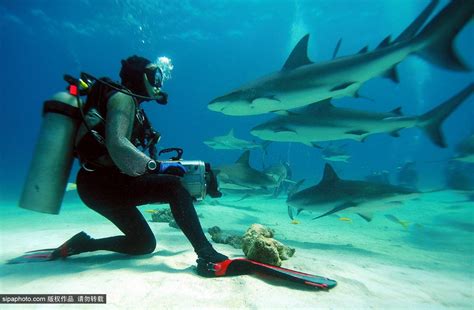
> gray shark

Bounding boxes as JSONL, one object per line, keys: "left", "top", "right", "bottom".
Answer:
{"left": 204, "top": 129, "right": 269, "bottom": 151}
{"left": 251, "top": 84, "right": 473, "bottom": 148}
{"left": 287, "top": 164, "right": 420, "bottom": 222}
{"left": 215, "top": 150, "right": 282, "bottom": 191}
{"left": 321, "top": 143, "right": 351, "bottom": 163}
{"left": 208, "top": 0, "right": 472, "bottom": 116}
{"left": 454, "top": 134, "right": 474, "bottom": 163}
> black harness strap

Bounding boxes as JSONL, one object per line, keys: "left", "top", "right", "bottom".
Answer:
{"left": 43, "top": 100, "right": 81, "bottom": 119}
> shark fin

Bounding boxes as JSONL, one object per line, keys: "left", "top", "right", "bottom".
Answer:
{"left": 313, "top": 202, "right": 357, "bottom": 220}
{"left": 346, "top": 129, "right": 368, "bottom": 136}
{"left": 393, "top": 0, "right": 438, "bottom": 44}
{"left": 287, "top": 205, "right": 305, "bottom": 220}
{"left": 320, "top": 163, "right": 340, "bottom": 185}
{"left": 332, "top": 38, "right": 342, "bottom": 59}
{"left": 357, "top": 46, "right": 369, "bottom": 54}
{"left": 282, "top": 34, "right": 313, "bottom": 71}
{"left": 376, "top": 35, "right": 392, "bottom": 49}
{"left": 235, "top": 150, "right": 251, "bottom": 166}
{"left": 414, "top": 0, "right": 473, "bottom": 71}
{"left": 330, "top": 82, "right": 357, "bottom": 92}
{"left": 288, "top": 205, "right": 296, "bottom": 220}
{"left": 302, "top": 100, "right": 334, "bottom": 114}
{"left": 357, "top": 212, "right": 373, "bottom": 222}
{"left": 417, "top": 84, "right": 474, "bottom": 147}
{"left": 381, "top": 67, "right": 400, "bottom": 83}
{"left": 390, "top": 107, "right": 403, "bottom": 116}
{"left": 227, "top": 128, "right": 235, "bottom": 137}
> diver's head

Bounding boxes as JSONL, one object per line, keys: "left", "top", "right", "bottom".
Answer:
{"left": 120, "top": 55, "right": 168, "bottom": 102}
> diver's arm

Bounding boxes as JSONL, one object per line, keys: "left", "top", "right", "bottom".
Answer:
{"left": 105, "top": 92, "right": 150, "bottom": 176}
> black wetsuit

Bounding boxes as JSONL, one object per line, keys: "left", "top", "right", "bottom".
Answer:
{"left": 76, "top": 168, "right": 212, "bottom": 255}
{"left": 68, "top": 89, "right": 225, "bottom": 262}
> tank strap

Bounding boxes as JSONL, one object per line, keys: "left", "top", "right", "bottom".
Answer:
{"left": 43, "top": 100, "right": 81, "bottom": 120}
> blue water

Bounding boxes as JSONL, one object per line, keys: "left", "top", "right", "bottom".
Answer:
{"left": 1, "top": 0, "right": 473, "bottom": 202}
{"left": 1, "top": 1, "right": 474, "bottom": 307}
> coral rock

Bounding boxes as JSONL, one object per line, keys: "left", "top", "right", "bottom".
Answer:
{"left": 241, "top": 224, "right": 295, "bottom": 266}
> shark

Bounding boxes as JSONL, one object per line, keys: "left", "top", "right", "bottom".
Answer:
{"left": 214, "top": 150, "right": 283, "bottom": 192}
{"left": 204, "top": 129, "right": 270, "bottom": 151}
{"left": 208, "top": 0, "right": 473, "bottom": 116}
{"left": 320, "top": 143, "right": 351, "bottom": 163}
{"left": 287, "top": 163, "right": 420, "bottom": 222}
{"left": 250, "top": 84, "right": 474, "bottom": 148}
{"left": 454, "top": 134, "right": 474, "bottom": 163}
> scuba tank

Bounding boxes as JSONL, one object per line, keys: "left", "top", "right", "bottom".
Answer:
{"left": 19, "top": 91, "right": 81, "bottom": 214}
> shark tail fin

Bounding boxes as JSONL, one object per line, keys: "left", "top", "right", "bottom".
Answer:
{"left": 393, "top": 0, "right": 438, "bottom": 44}
{"left": 417, "top": 84, "right": 474, "bottom": 148}
{"left": 414, "top": 0, "right": 473, "bottom": 71}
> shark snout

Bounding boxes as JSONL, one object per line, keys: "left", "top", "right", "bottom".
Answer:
{"left": 250, "top": 125, "right": 265, "bottom": 138}
{"left": 208, "top": 97, "right": 226, "bottom": 112}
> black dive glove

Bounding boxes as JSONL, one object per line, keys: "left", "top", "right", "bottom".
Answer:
{"left": 148, "top": 160, "right": 186, "bottom": 177}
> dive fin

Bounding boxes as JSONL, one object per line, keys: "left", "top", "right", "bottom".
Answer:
{"left": 7, "top": 249, "right": 57, "bottom": 264}
{"left": 196, "top": 258, "right": 337, "bottom": 290}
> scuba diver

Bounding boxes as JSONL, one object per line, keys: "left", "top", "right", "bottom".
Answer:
{"left": 17, "top": 55, "right": 228, "bottom": 270}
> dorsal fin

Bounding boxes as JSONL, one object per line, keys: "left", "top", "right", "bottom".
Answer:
{"left": 282, "top": 34, "right": 312, "bottom": 72}
{"left": 303, "top": 100, "right": 334, "bottom": 114}
{"left": 236, "top": 150, "right": 251, "bottom": 166}
{"left": 227, "top": 128, "right": 235, "bottom": 137}
{"left": 320, "top": 163, "right": 340, "bottom": 184}
{"left": 332, "top": 38, "right": 342, "bottom": 59}
{"left": 357, "top": 46, "right": 369, "bottom": 54}
{"left": 377, "top": 35, "right": 391, "bottom": 49}
{"left": 382, "top": 67, "right": 400, "bottom": 83}
{"left": 390, "top": 107, "right": 403, "bottom": 116}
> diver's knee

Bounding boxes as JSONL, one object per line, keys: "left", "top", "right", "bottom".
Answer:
{"left": 132, "top": 235, "right": 156, "bottom": 255}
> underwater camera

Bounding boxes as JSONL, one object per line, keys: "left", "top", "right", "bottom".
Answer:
{"left": 161, "top": 160, "right": 208, "bottom": 201}
{"left": 158, "top": 148, "right": 220, "bottom": 201}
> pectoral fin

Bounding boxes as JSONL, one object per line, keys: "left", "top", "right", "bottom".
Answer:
{"left": 357, "top": 212, "right": 374, "bottom": 222}
{"left": 287, "top": 205, "right": 303, "bottom": 220}
{"left": 330, "top": 82, "right": 357, "bottom": 92}
{"left": 313, "top": 202, "right": 357, "bottom": 220}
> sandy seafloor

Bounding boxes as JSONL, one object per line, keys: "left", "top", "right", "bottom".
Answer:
{"left": 0, "top": 189, "right": 473, "bottom": 309}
